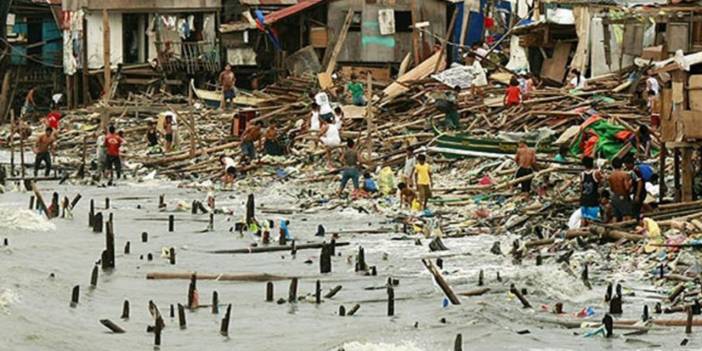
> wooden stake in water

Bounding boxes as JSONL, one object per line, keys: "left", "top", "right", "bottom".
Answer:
{"left": 177, "top": 303, "right": 186, "bottom": 329}
{"left": 320, "top": 243, "right": 332, "bottom": 274}
{"left": 187, "top": 274, "right": 197, "bottom": 308}
{"left": 288, "top": 278, "right": 298, "bottom": 303}
{"left": 105, "top": 197, "right": 110, "bottom": 209}
{"left": 338, "top": 305, "right": 346, "bottom": 316}
{"left": 220, "top": 304, "right": 232, "bottom": 336}
{"left": 212, "top": 291, "right": 219, "bottom": 314}
{"left": 124, "top": 241, "right": 130, "bottom": 254}
{"left": 454, "top": 333, "right": 463, "bottom": 351}
{"left": 168, "top": 215, "right": 174, "bottom": 232}
{"left": 315, "top": 280, "right": 321, "bottom": 304}
{"left": 93, "top": 212, "right": 103, "bottom": 233}
{"left": 169, "top": 247, "right": 176, "bottom": 265}
{"left": 88, "top": 199, "right": 94, "bottom": 227}
{"left": 325, "top": 285, "right": 342, "bottom": 299}
{"left": 347, "top": 304, "right": 360, "bottom": 316}
{"left": 70, "top": 285, "right": 79, "bottom": 307}
{"left": 141, "top": 232, "right": 148, "bottom": 243}
{"left": 687, "top": 306, "right": 694, "bottom": 334}
{"left": 387, "top": 286, "right": 395, "bottom": 316}
{"left": 121, "top": 300, "right": 130, "bottom": 319}
{"left": 29, "top": 195, "right": 35, "bottom": 210}
{"left": 266, "top": 282, "right": 274, "bottom": 302}
{"left": 99, "top": 319, "right": 125, "bottom": 333}
{"left": 510, "top": 284, "right": 531, "bottom": 308}
{"left": 90, "top": 265, "right": 98, "bottom": 287}
{"left": 246, "top": 194, "right": 255, "bottom": 225}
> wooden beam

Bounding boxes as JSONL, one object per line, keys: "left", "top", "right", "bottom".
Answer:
{"left": 434, "top": 8, "right": 459, "bottom": 73}
{"left": 324, "top": 9, "right": 354, "bottom": 76}
{"left": 410, "top": 0, "right": 421, "bottom": 65}
{"left": 421, "top": 258, "right": 461, "bottom": 305}
{"left": 102, "top": 9, "right": 111, "bottom": 103}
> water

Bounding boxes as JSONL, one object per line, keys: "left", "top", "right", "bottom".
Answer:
{"left": 0, "top": 174, "right": 698, "bottom": 350}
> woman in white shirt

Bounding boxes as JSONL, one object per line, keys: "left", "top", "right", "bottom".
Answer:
{"left": 319, "top": 120, "right": 341, "bottom": 168}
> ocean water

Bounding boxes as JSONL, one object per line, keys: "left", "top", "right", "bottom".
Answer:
{"left": 0, "top": 171, "right": 698, "bottom": 350}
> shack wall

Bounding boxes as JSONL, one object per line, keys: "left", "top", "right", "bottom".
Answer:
{"left": 64, "top": 0, "right": 220, "bottom": 12}
{"left": 327, "top": 0, "right": 446, "bottom": 63}
{"left": 85, "top": 11, "right": 123, "bottom": 69}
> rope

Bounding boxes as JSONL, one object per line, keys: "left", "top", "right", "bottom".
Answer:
{"left": 0, "top": 37, "right": 63, "bottom": 69}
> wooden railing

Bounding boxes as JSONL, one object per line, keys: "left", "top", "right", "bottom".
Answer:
{"left": 158, "top": 40, "right": 220, "bottom": 75}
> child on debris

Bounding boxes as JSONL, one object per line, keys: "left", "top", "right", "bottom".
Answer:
{"left": 315, "top": 90, "right": 335, "bottom": 123}
{"left": 263, "top": 124, "right": 284, "bottom": 156}
{"left": 631, "top": 125, "right": 652, "bottom": 159}
{"left": 164, "top": 114, "right": 174, "bottom": 153}
{"left": 444, "top": 86, "right": 461, "bottom": 130}
{"left": 413, "top": 154, "right": 433, "bottom": 210}
{"left": 145, "top": 120, "right": 161, "bottom": 154}
{"left": 608, "top": 157, "right": 634, "bottom": 222}
{"left": 465, "top": 53, "right": 486, "bottom": 98}
{"left": 514, "top": 141, "right": 536, "bottom": 193}
{"left": 580, "top": 157, "right": 604, "bottom": 226}
{"left": 362, "top": 172, "right": 378, "bottom": 194}
{"left": 554, "top": 144, "right": 569, "bottom": 163}
{"left": 504, "top": 77, "right": 522, "bottom": 107}
{"left": 567, "top": 68, "right": 586, "bottom": 89}
{"left": 398, "top": 182, "right": 416, "bottom": 209}
{"left": 219, "top": 155, "right": 237, "bottom": 187}
{"left": 346, "top": 74, "right": 365, "bottom": 106}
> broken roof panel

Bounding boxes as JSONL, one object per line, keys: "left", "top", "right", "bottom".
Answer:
{"left": 264, "top": 0, "right": 326, "bottom": 25}
{"left": 240, "top": 0, "right": 298, "bottom": 5}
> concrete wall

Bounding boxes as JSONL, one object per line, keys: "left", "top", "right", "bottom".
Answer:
{"left": 327, "top": 0, "right": 446, "bottom": 63}
{"left": 64, "top": 0, "right": 220, "bottom": 12}
{"left": 85, "top": 11, "right": 123, "bottom": 69}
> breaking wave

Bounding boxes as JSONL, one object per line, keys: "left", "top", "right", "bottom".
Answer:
{"left": 0, "top": 208, "right": 56, "bottom": 232}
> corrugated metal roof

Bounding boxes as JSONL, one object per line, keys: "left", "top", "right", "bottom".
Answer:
{"left": 264, "top": 0, "right": 326, "bottom": 24}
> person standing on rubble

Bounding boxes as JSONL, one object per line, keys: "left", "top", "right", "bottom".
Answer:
{"left": 263, "top": 123, "right": 284, "bottom": 156}
{"left": 21, "top": 87, "right": 37, "bottom": 117}
{"left": 465, "top": 53, "right": 486, "bottom": 98}
{"left": 580, "top": 157, "right": 604, "bottom": 226}
{"left": 240, "top": 121, "right": 263, "bottom": 163}
{"left": 346, "top": 74, "right": 365, "bottom": 106}
{"left": 403, "top": 147, "right": 416, "bottom": 187}
{"left": 413, "top": 154, "right": 433, "bottom": 210}
{"left": 163, "top": 114, "right": 175, "bottom": 153}
{"left": 33, "top": 127, "right": 55, "bottom": 177}
{"left": 219, "top": 64, "right": 236, "bottom": 110}
{"left": 514, "top": 141, "right": 536, "bottom": 193}
{"left": 104, "top": 125, "right": 124, "bottom": 182}
{"left": 337, "top": 139, "right": 362, "bottom": 196}
{"left": 608, "top": 158, "right": 633, "bottom": 222}
{"left": 624, "top": 155, "right": 647, "bottom": 221}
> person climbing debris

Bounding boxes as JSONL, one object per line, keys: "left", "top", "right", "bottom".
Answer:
{"left": 145, "top": 120, "right": 161, "bottom": 154}
{"left": 413, "top": 154, "right": 432, "bottom": 210}
{"left": 319, "top": 118, "right": 341, "bottom": 169}
{"left": 398, "top": 182, "right": 416, "bottom": 209}
{"left": 625, "top": 155, "right": 647, "bottom": 221}
{"left": 219, "top": 64, "right": 236, "bottom": 110}
{"left": 362, "top": 172, "right": 378, "bottom": 194}
{"left": 219, "top": 154, "right": 237, "bottom": 187}
{"left": 514, "top": 141, "right": 536, "bottom": 193}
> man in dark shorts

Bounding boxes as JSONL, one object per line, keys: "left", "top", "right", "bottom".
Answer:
{"left": 164, "top": 114, "right": 174, "bottom": 152}
{"left": 34, "top": 127, "right": 55, "bottom": 176}
{"left": 579, "top": 157, "right": 604, "bottom": 226}
{"left": 608, "top": 158, "right": 633, "bottom": 222}
{"left": 219, "top": 64, "right": 236, "bottom": 109}
{"left": 240, "top": 121, "right": 262, "bottom": 162}
{"left": 104, "top": 125, "right": 124, "bottom": 181}
{"left": 338, "top": 139, "right": 361, "bottom": 196}
{"left": 514, "top": 141, "right": 536, "bottom": 193}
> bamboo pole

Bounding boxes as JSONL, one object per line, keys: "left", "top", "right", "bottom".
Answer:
{"left": 102, "top": 9, "right": 111, "bottom": 103}
{"left": 146, "top": 272, "right": 291, "bottom": 282}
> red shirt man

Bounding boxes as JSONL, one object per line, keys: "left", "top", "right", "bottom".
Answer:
{"left": 105, "top": 133, "right": 123, "bottom": 157}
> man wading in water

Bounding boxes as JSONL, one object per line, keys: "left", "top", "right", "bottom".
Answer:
{"left": 34, "top": 127, "right": 55, "bottom": 176}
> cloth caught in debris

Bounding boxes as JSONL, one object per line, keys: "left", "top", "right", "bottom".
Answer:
{"left": 431, "top": 63, "right": 474, "bottom": 89}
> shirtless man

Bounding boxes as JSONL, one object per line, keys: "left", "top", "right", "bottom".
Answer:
{"left": 241, "top": 121, "right": 263, "bottom": 162}
{"left": 514, "top": 141, "right": 536, "bottom": 193}
{"left": 164, "top": 114, "right": 174, "bottom": 153}
{"left": 219, "top": 64, "right": 236, "bottom": 110}
{"left": 608, "top": 158, "right": 633, "bottom": 222}
{"left": 34, "top": 127, "right": 55, "bottom": 176}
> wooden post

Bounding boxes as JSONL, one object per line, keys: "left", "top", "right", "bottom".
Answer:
{"left": 93, "top": 212, "right": 103, "bottom": 233}
{"left": 121, "top": 300, "right": 130, "bottom": 319}
{"left": 220, "top": 304, "right": 232, "bottom": 336}
{"left": 603, "top": 314, "right": 613, "bottom": 337}
{"left": 510, "top": 284, "right": 531, "bottom": 308}
{"left": 454, "top": 334, "right": 463, "bottom": 351}
{"left": 70, "top": 285, "right": 79, "bottom": 307}
{"left": 421, "top": 259, "right": 461, "bottom": 305}
{"left": 154, "top": 316, "right": 164, "bottom": 346}
{"left": 339, "top": 305, "right": 346, "bottom": 316}
{"left": 103, "top": 217, "right": 115, "bottom": 269}
{"left": 189, "top": 111, "right": 196, "bottom": 157}
{"left": 323, "top": 9, "right": 354, "bottom": 74}
{"left": 168, "top": 215, "right": 174, "bottom": 232}
{"left": 246, "top": 194, "right": 255, "bottom": 225}
{"left": 266, "top": 282, "right": 274, "bottom": 302}
{"left": 324, "top": 285, "right": 342, "bottom": 299}
{"left": 9, "top": 109, "right": 15, "bottom": 174}
{"left": 29, "top": 196, "right": 34, "bottom": 210}
{"left": 434, "top": 8, "right": 459, "bottom": 73}
{"left": 355, "top": 246, "right": 367, "bottom": 272}
{"left": 347, "top": 304, "right": 360, "bottom": 316}
{"left": 19, "top": 122, "right": 25, "bottom": 179}
{"left": 315, "top": 280, "right": 321, "bottom": 304}
{"left": 410, "top": 0, "right": 421, "bottom": 65}
{"left": 687, "top": 306, "right": 694, "bottom": 333}
{"left": 81, "top": 16, "right": 90, "bottom": 105}
{"left": 177, "top": 303, "right": 186, "bottom": 329}
{"left": 90, "top": 265, "right": 98, "bottom": 287}
{"left": 288, "top": 277, "right": 298, "bottom": 303}
{"left": 659, "top": 144, "right": 667, "bottom": 203}
{"left": 99, "top": 319, "right": 125, "bottom": 333}
{"left": 320, "top": 242, "right": 332, "bottom": 274}
{"left": 169, "top": 247, "right": 176, "bottom": 265}
{"left": 89, "top": 199, "right": 94, "bottom": 227}
{"left": 365, "top": 73, "right": 374, "bottom": 157}
{"left": 102, "top": 9, "right": 111, "bottom": 103}
{"left": 387, "top": 285, "right": 395, "bottom": 316}
{"left": 124, "top": 241, "right": 130, "bottom": 254}
{"left": 674, "top": 148, "right": 681, "bottom": 202}
{"left": 141, "top": 232, "right": 148, "bottom": 242}
{"left": 187, "top": 273, "right": 197, "bottom": 308}
{"left": 212, "top": 291, "right": 219, "bottom": 314}
{"left": 478, "top": 269, "right": 484, "bottom": 286}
